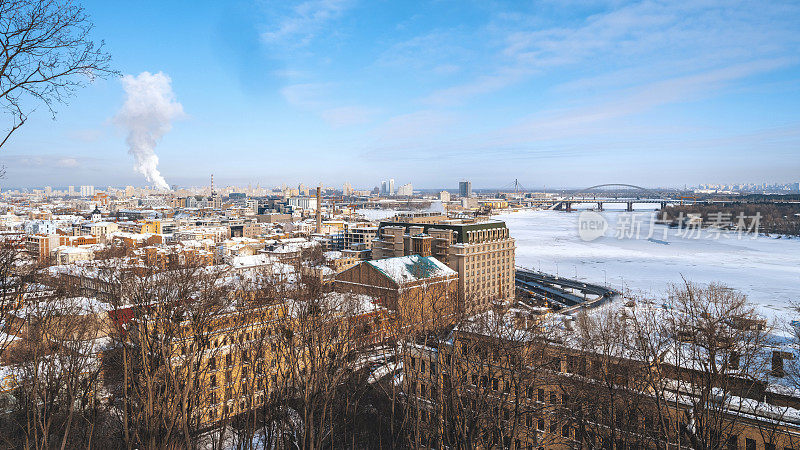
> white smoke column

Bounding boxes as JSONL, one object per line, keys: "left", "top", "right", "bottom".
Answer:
{"left": 115, "top": 72, "right": 184, "bottom": 190}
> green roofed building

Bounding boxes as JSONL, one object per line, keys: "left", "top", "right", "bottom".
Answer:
{"left": 371, "top": 219, "right": 515, "bottom": 314}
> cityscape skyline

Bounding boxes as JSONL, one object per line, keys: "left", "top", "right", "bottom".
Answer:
{"left": 1, "top": 0, "right": 799, "bottom": 188}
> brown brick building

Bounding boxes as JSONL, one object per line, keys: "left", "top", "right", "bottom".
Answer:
{"left": 334, "top": 255, "right": 459, "bottom": 328}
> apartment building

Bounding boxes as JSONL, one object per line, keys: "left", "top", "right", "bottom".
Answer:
{"left": 340, "top": 224, "right": 378, "bottom": 251}
{"left": 150, "top": 292, "right": 390, "bottom": 426}
{"left": 25, "top": 234, "right": 59, "bottom": 262}
{"left": 404, "top": 309, "right": 800, "bottom": 450}
{"left": 372, "top": 219, "right": 515, "bottom": 313}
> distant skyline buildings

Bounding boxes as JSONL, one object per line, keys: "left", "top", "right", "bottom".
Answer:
{"left": 4, "top": 179, "right": 800, "bottom": 194}
{"left": 0, "top": 1, "right": 797, "bottom": 189}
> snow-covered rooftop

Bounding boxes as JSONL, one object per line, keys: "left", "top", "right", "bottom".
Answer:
{"left": 367, "top": 255, "right": 456, "bottom": 285}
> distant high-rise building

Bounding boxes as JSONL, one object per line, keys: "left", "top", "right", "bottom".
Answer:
{"left": 389, "top": 179, "right": 395, "bottom": 196}
{"left": 343, "top": 182, "right": 353, "bottom": 196}
{"left": 44, "top": 186, "right": 52, "bottom": 196}
{"left": 80, "top": 185, "right": 95, "bottom": 197}
{"left": 396, "top": 183, "right": 413, "bottom": 196}
{"left": 459, "top": 181, "right": 472, "bottom": 198}
{"left": 381, "top": 181, "right": 388, "bottom": 195}
{"left": 439, "top": 191, "right": 451, "bottom": 202}
{"left": 68, "top": 186, "right": 75, "bottom": 196}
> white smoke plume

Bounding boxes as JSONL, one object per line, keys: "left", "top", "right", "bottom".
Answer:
{"left": 115, "top": 72, "right": 184, "bottom": 190}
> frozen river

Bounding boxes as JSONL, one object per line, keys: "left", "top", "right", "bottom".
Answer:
{"left": 494, "top": 208, "right": 800, "bottom": 324}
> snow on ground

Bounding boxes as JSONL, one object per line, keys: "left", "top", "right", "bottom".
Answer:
{"left": 495, "top": 207, "right": 800, "bottom": 325}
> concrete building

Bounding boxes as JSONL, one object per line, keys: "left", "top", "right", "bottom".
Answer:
{"left": 439, "top": 191, "right": 451, "bottom": 202}
{"left": 287, "top": 196, "right": 317, "bottom": 210}
{"left": 389, "top": 179, "right": 395, "bottom": 196}
{"left": 25, "top": 234, "right": 60, "bottom": 262}
{"left": 371, "top": 219, "right": 515, "bottom": 313}
{"left": 80, "top": 185, "right": 95, "bottom": 197}
{"left": 459, "top": 181, "right": 472, "bottom": 198}
{"left": 396, "top": 183, "right": 413, "bottom": 196}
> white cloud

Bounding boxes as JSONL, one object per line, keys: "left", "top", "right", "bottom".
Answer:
{"left": 261, "top": 0, "right": 353, "bottom": 47}
{"left": 421, "top": 1, "right": 800, "bottom": 105}
{"left": 498, "top": 58, "right": 795, "bottom": 144}
{"left": 57, "top": 157, "right": 79, "bottom": 168}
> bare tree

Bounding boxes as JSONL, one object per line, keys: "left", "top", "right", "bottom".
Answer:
{"left": 626, "top": 282, "right": 773, "bottom": 450}
{"left": 0, "top": 0, "right": 116, "bottom": 150}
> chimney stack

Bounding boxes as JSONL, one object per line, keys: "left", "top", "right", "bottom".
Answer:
{"left": 315, "top": 186, "right": 322, "bottom": 234}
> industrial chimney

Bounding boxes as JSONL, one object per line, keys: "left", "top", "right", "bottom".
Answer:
{"left": 315, "top": 186, "right": 322, "bottom": 234}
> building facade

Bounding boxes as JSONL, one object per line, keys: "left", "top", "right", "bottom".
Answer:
{"left": 371, "top": 219, "right": 515, "bottom": 313}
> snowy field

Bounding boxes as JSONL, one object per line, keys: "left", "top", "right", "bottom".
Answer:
{"left": 495, "top": 207, "right": 800, "bottom": 324}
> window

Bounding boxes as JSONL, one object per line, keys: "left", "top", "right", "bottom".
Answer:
{"left": 549, "top": 392, "right": 557, "bottom": 404}
{"left": 537, "top": 418, "right": 545, "bottom": 431}
{"left": 210, "top": 374, "right": 217, "bottom": 387}
{"left": 538, "top": 388, "right": 545, "bottom": 402}
{"left": 765, "top": 444, "right": 776, "bottom": 450}
{"left": 745, "top": 438, "right": 756, "bottom": 450}
{"left": 562, "top": 425, "right": 570, "bottom": 438}
{"left": 726, "top": 435, "right": 737, "bottom": 450}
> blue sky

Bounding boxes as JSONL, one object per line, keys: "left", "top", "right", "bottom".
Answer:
{"left": 2, "top": 0, "right": 800, "bottom": 190}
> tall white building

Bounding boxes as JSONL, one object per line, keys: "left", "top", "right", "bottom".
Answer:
{"left": 80, "top": 185, "right": 95, "bottom": 197}
{"left": 343, "top": 182, "right": 353, "bottom": 196}
{"left": 439, "top": 191, "right": 451, "bottom": 202}
{"left": 68, "top": 186, "right": 75, "bottom": 196}
{"left": 396, "top": 183, "right": 413, "bottom": 196}
{"left": 288, "top": 196, "right": 317, "bottom": 210}
{"left": 389, "top": 178, "right": 395, "bottom": 196}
